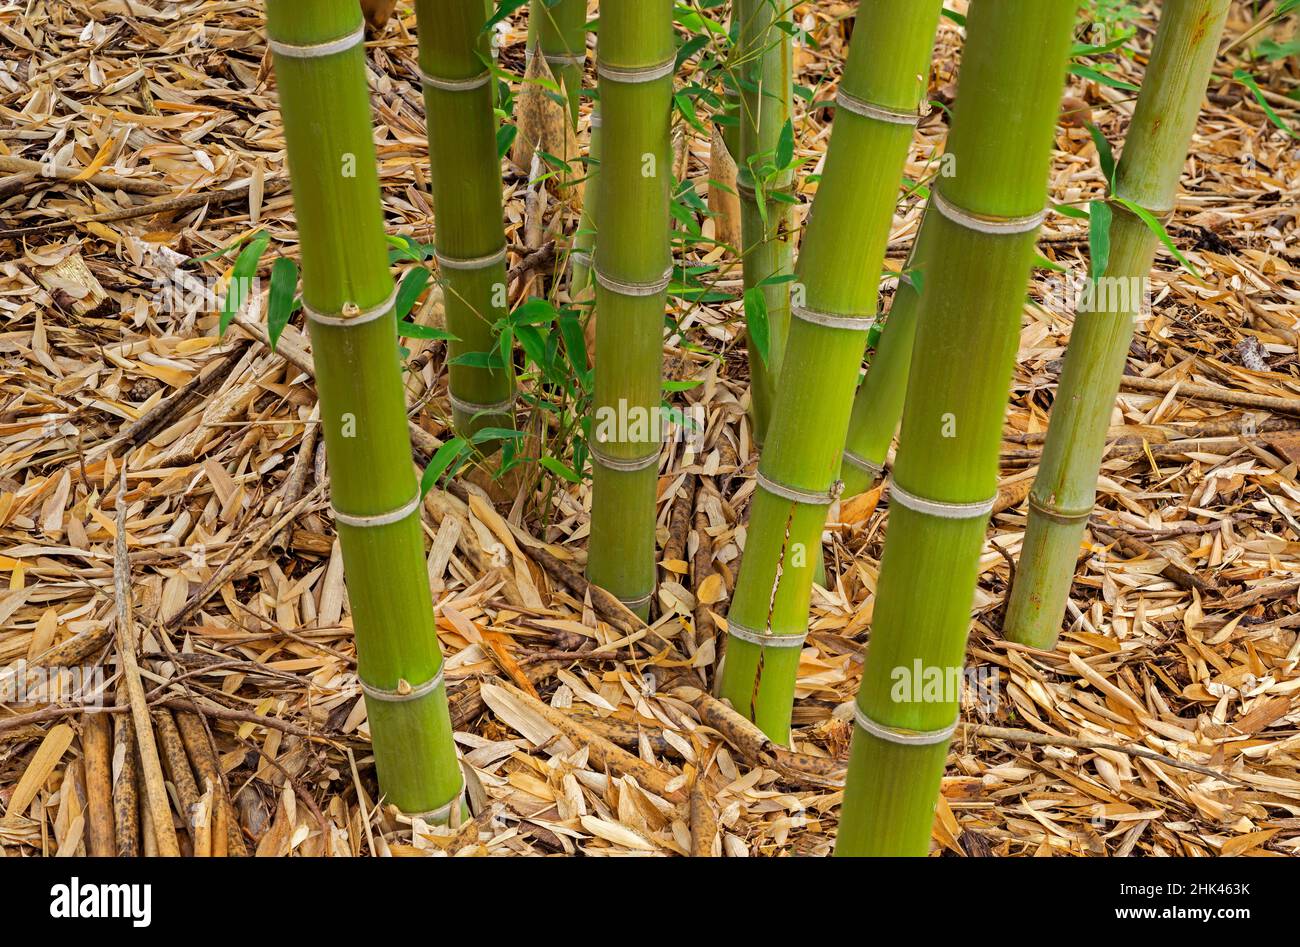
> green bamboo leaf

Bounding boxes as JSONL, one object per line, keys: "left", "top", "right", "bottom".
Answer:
{"left": 557, "top": 312, "right": 591, "bottom": 387}
{"left": 1233, "top": 69, "right": 1299, "bottom": 139}
{"left": 420, "top": 437, "right": 468, "bottom": 497}
{"left": 775, "top": 119, "right": 795, "bottom": 170}
{"left": 1111, "top": 196, "right": 1203, "bottom": 279}
{"left": 398, "top": 321, "right": 455, "bottom": 342}
{"left": 496, "top": 124, "right": 518, "bottom": 159}
{"left": 483, "top": 0, "right": 527, "bottom": 32}
{"left": 395, "top": 267, "right": 431, "bottom": 321}
{"left": 266, "top": 256, "right": 298, "bottom": 352}
{"left": 189, "top": 234, "right": 250, "bottom": 265}
{"left": 1085, "top": 122, "right": 1117, "bottom": 190}
{"left": 1051, "top": 201, "right": 1091, "bottom": 220}
{"left": 220, "top": 231, "right": 269, "bottom": 335}
{"left": 744, "top": 287, "right": 770, "bottom": 368}
{"left": 539, "top": 456, "right": 582, "bottom": 484}
{"left": 1088, "top": 199, "right": 1112, "bottom": 281}
{"left": 1069, "top": 63, "right": 1140, "bottom": 92}
{"left": 663, "top": 379, "right": 704, "bottom": 392}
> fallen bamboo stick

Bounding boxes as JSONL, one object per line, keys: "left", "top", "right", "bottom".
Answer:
{"left": 1120, "top": 373, "right": 1300, "bottom": 416}
{"left": 81, "top": 712, "right": 116, "bottom": 856}
{"left": 113, "top": 466, "right": 181, "bottom": 856}
{"left": 174, "top": 711, "right": 249, "bottom": 857}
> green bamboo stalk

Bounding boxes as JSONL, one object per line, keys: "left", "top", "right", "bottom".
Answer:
{"left": 414, "top": 0, "right": 516, "bottom": 439}
{"left": 570, "top": 104, "right": 600, "bottom": 298}
{"left": 265, "top": 0, "right": 462, "bottom": 820}
{"left": 835, "top": 0, "right": 1079, "bottom": 857}
{"left": 838, "top": 219, "right": 930, "bottom": 498}
{"left": 716, "top": 0, "right": 944, "bottom": 743}
{"left": 586, "top": 0, "right": 675, "bottom": 619}
{"left": 530, "top": 0, "right": 587, "bottom": 126}
{"left": 736, "top": 0, "right": 794, "bottom": 444}
{"left": 1004, "top": 0, "right": 1231, "bottom": 650}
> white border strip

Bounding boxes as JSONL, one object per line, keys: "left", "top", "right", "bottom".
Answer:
{"left": 360, "top": 666, "right": 445, "bottom": 703}
{"left": 268, "top": 24, "right": 366, "bottom": 60}
{"left": 931, "top": 189, "right": 1047, "bottom": 236}
{"left": 334, "top": 491, "right": 422, "bottom": 529}
{"left": 889, "top": 482, "right": 995, "bottom": 520}
{"left": 304, "top": 285, "right": 400, "bottom": 328}
{"left": 854, "top": 705, "right": 958, "bottom": 746}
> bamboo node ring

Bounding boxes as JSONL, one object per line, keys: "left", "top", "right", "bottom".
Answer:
{"left": 853, "top": 705, "right": 958, "bottom": 746}
{"left": 835, "top": 89, "right": 922, "bottom": 125}
{"left": 594, "top": 267, "right": 673, "bottom": 298}
{"left": 303, "top": 285, "right": 400, "bottom": 328}
{"left": 589, "top": 440, "right": 661, "bottom": 473}
{"left": 791, "top": 304, "right": 877, "bottom": 332}
{"left": 404, "top": 779, "right": 467, "bottom": 824}
{"left": 618, "top": 590, "right": 655, "bottom": 609}
{"left": 359, "top": 665, "right": 445, "bottom": 703}
{"left": 931, "top": 189, "right": 1047, "bottom": 235}
{"left": 268, "top": 24, "right": 366, "bottom": 59}
{"left": 756, "top": 470, "right": 843, "bottom": 506}
{"left": 543, "top": 51, "right": 588, "bottom": 67}
{"left": 1027, "top": 493, "right": 1094, "bottom": 525}
{"left": 596, "top": 56, "right": 677, "bottom": 84}
{"left": 842, "top": 451, "right": 885, "bottom": 477}
{"left": 333, "top": 490, "right": 422, "bottom": 529}
{"left": 888, "top": 482, "right": 995, "bottom": 520}
{"left": 448, "top": 392, "right": 516, "bottom": 417}
{"left": 435, "top": 246, "right": 508, "bottom": 271}
{"left": 419, "top": 69, "right": 492, "bottom": 92}
{"left": 727, "top": 620, "right": 808, "bottom": 649}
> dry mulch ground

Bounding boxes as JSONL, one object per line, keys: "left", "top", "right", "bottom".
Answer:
{"left": 1, "top": 1, "right": 1298, "bottom": 857}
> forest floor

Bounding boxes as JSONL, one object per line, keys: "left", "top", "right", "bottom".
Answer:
{"left": 1, "top": 0, "right": 1299, "bottom": 857}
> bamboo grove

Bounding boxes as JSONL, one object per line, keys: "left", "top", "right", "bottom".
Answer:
{"left": 257, "top": 0, "right": 1240, "bottom": 848}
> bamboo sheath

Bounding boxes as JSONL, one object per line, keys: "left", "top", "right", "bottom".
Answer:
{"left": 716, "top": 0, "right": 944, "bottom": 743}
{"left": 266, "top": 0, "right": 462, "bottom": 820}
{"left": 835, "top": 0, "right": 1079, "bottom": 857}
{"left": 530, "top": 0, "right": 587, "bottom": 126}
{"left": 1003, "top": 0, "right": 1232, "bottom": 650}
{"left": 586, "top": 0, "right": 675, "bottom": 619}
{"left": 415, "top": 0, "right": 516, "bottom": 438}
{"left": 736, "top": 0, "right": 794, "bottom": 443}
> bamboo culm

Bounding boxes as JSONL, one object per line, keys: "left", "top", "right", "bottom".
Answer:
{"left": 265, "top": 0, "right": 462, "bottom": 820}
{"left": 586, "top": 0, "right": 675, "bottom": 619}
{"left": 735, "top": 0, "right": 794, "bottom": 444}
{"left": 716, "top": 0, "right": 945, "bottom": 743}
{"left": 1003, "top": 0, "right": 1232, "bottom": 650}
{"left": 839, "top": 199, "right": 933, "bottom": 498}
{"left": 415, "top": 0, "right": 516, "bottom": 440}
{"left": 530, "top": 0, "right": 587, "bottom": 126}
{"left": 836, "top": 0, "right": 1079, "bottom": 856}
